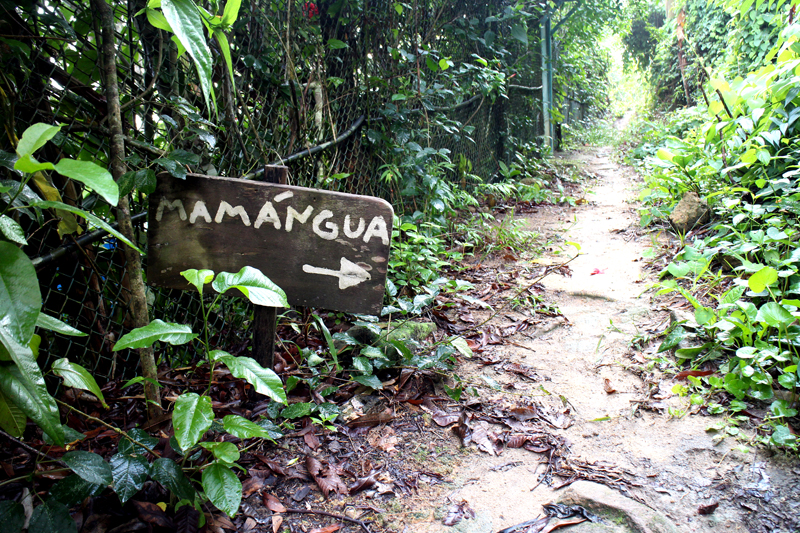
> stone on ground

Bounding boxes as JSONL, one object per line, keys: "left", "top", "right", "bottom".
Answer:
{"left": 555, "top": 481, "right": 679, "bottom": 533}
{"left": 668, "top": 191, "right": 710, "bottom": 233}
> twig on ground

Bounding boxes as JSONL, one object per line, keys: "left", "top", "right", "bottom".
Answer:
{"left": 285, "top": 507, "right": 372, "bottom": 533}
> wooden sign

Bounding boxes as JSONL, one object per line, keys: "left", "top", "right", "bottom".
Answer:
{"left": 147, "top": 173, "right": 393, "bottom": 315}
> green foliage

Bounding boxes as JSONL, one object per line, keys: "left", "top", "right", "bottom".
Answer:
{"left": 636, "top": 19, "right": 800, "bottom": 449}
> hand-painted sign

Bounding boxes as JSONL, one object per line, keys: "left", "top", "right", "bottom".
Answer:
{"left": 147, "top": 173, "right": 393, "bottom": 314}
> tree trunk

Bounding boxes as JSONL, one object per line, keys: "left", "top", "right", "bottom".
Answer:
{"left": 93, "top": 0, "right": 163, "bottom": 418}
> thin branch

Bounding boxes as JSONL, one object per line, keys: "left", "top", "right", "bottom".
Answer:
{"left": 0, "top": 428, "right": 64, "bottom": 465}
{"left": 285, "top": 507, "right": 372, "bottom": 533}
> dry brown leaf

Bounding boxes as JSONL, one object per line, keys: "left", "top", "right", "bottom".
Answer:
{"left": 272, "top": 514, "right": 283, "bottom": 533}
{"left": 367, "top": 427, "right": 400, "bottom": 452}
{"left": 262, "top": 493, "right": 287, "bottom": 513}
{"left": 306, "top": 456, "right": 323, "bottom": 477}
{"left": 304, "top": 429, "right": 320, "bottom": 450}
{"left": 603, "top": 378, "right": 617, "bottom": 394}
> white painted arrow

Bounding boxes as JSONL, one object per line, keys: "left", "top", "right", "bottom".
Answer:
{"left": 303, "top": 258, "right": 371, "bottom": 289}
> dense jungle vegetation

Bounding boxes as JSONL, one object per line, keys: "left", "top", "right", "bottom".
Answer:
{"left": 623, "top": 0, "right": 800, "bottom": 450}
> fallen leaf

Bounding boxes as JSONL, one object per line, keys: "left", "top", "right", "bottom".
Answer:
{"left": 304, "top": 429, "right": 320, "bottom": 450}
{"left": 272, "top": 514, "right": 283, "bottom": 533}
{"left": 443, "top": 500, "right": 475, "bottom": 526}
{"left": 698, "top": 502, "right": 718, "bottom": 515}
{"left": 131, "top": 501, "right": 173, "bottom": 529}
{"left": 367, "top": 427, "right": 401, "bottom": 452}
{"left": 310, "top": 525, "right": 343, "bottom": 533}
{"left": 349, "top": 474, "right": 377, "bottom": 495}
{"left": 603, "top": 378, "right": 616, "bottom": 394}
{"left": 263, "top": 493, "right": 287, "bottom": 513}
{"left": 675, "top": 370, "right": 714, "bottom": 380}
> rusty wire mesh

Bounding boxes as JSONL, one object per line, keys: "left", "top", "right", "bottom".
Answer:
{"left": 1, "top": 0, "right": 583, "bottom": 382}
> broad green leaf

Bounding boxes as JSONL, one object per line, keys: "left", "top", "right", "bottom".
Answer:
{"left": 0, "top": 341, "right": 63, "bottom": 446}
{"left": 439, "top": 58, "right": 451, "bottom": 70}
{"left": 220, "top": 0, "right": 241, "bottom": 25}
{"left": 748, "top": 266, "right": 778, "bottom": 293}
{"left": 353, "top": 356, "right": 372, "bottom": 374}
{"left": 202, "top": 462, "right": 242, "bottom": 517}
{"left": 222, "top": 414, "right": 270, "bottom": 439}
{"left": 30, "top": 200, "right": 143, "bottom": 253}
{"left": 771, "top": 424, "right": 796, "bottom": 446}
{"left": 0, "top": 387, "right": 26, "bottom": 437}
{"left": 49, "top": 474, "right": 103, "bottom": 507}
{"left": 150, "top": 457, "right": 195, "bottom": 501}
{"left": 695, "top": 307, "right": 715, "bottom": 326}
{"left": 199, "top": 441, "right": 240, "bottom": 463}
{"left": 51, "top": 358, "right": 108, "bottom": 408}
{"left": 657, "top": 326, "right": 687, "bottom": 353}
{"left": 0, "top": 241, "right": 40, "bottom": 345}
{"left": 173, "top": 392, "right": 213, "bottom": 450}
{"left": 0, "top": 501, "right": 25, "bottom": 533}
{"left": 211, "top": 266, "right": 288, "bottom": 307}
{"left": 280, "top": 402, "right": 312, "bottom": 419}
{"left": 36, "top": 313, "right": 86, "bottom": 337}
{"left": 62, "top": 450, "right": 113, "bottom": 486}
{"left": 756, "top": 302, "right": 795, "bottom": 328}
{"left": 146, "top": 7, "right": 173, "bottom": 31}
{"left": 110, "top": 453, "right": 150, "bottom": 504}
{"left": 770, "top": 399, "right": 798, "bottom": 418}
{"left": 162, "top": 0, "right": 214, "bottom": 113}
{"left": 214, "top": 30, "right": 235, "bottom": 89}
{"left": 13, "top": 154, "right": 54, "bottom": 174}
{"left": 0, "top": 215, "right": 27, "bottom": 245}
{"left": 353, "top": 374, "right": 383, "bottom": 390}
{"left": 181, "top": 269, "right": 214, "bottom": 295}
{"left": 43, "top": 424, "right": 84, "bottom": 446}
{"left": 449, "top": 336, "right": 473, "bottom": 358}
{"left": 16, "top": 123, "right": 61, "bottom": 158}
{"left": 327, "top": 38, "right": 348, "bottom": 49}
{"left": 118, "top": 428, "right": 159, "bottom": 455}
{"left": 255, "top": 418, "right": 283, "bottom": 440}
{"left": 211, "top": 352, "right": 286, "bottom": 404}
{"left": 113, "top": 319, "right": 197, "bottom": 351}
{"left": 656, "top": 148, "right": 674, "bottom": 162}
{"left": 28, "top": 499, "right": 76, "bottom": 533}
{"left": 510, "top": 23, "right": 527, "bottom": 46}
{"left": 52, "top": 159, "right": 119, "bottom": 206}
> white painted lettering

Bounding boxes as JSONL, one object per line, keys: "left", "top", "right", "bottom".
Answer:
{"left": 274, "top": 191, "right": 293, "bottom": 203}
{"left": 215, "top": 201, "right": 251, "bottom": 226}
{"left": 363, "top": 216, "right": 389, "bottom": 245}
{"left": 156, "top": 197, "right": 186, "bottom": 221}
{"left": 189, "top": 200, "right": 212, "bottom": 223}
{"left": 343, "top": 215, "right": 365, "bottom": 239}
{"left": 285, "top": 205, "right": 313, "bottom": 232}
{"left": 254, "top": 201, "right": 281, "bottom": 229}
{"left": 312, "top": 210, "right": 338, "bottom": 240}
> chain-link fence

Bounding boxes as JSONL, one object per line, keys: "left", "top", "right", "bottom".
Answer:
{"left": 2, "top": 0, "right": 587, "bottom": 382}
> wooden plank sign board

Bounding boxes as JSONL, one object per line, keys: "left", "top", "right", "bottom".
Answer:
{"left": 147, "top": 174, "right": 393, "bottom": 315}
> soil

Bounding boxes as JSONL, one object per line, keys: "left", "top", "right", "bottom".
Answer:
{"left": 381, "top": 146, "right": 800, "bottom": 533}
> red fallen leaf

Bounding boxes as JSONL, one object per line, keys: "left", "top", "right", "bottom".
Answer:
{"left": 263, "top": 493, "right": 287, "bottom": 513}
{"left": 698, "top": 501, "right": 719, "bottom": 515}
{"left": 310, "top": 525, "right": 342, "bottom": 533}
{"left": 303, "top": 428, "right": 320, "bottom": 450}
{"left": 131, "top": 501, "right": 173, "bottom": 529}
{"left": 316, "top": 469, "right": 349, "bottom": 497}
{"left": 590, "top": 268, "right": 605, "bottom": 275}
{"left": 675, "top": 370, "right": 714, "bottom": 380}
{"left": 603, "top": 378, "right": 617, "bottom": 394}
{"left": 242, "top": 475, "right": 266, "bottom": 497}
{"left": 306, "top": 456, "right": 323, "bottom": 477}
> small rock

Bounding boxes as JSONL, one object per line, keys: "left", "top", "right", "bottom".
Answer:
{"left": 556, "top": 481, "right": 679, "bottom": 533}
{"left": 669, "top": 192, "right": 710, "bottom": 234}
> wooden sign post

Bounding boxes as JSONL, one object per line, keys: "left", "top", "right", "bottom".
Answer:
{"left": 147, "top": 168, "right": 394, "bottom": 367}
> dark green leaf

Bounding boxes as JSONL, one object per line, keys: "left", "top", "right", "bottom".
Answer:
{"left": 51, "top": 358, "right": 108, "bottom": 408}
{"left": 353, "top": 374, "right": 383, "bottom": 390}
{"left": 0, "top": 241, "right": 40, "bottom": 345}
{"left": 173, "top": 392, "right": 213, "bottom": 450}
{"left": 119, "top": 428, "right": 159, "bottom": 455}
{"left": 168, "top": 149, "right": 201, "bottom": 166}
{"left": 150, "top": 458, "right": 196, "bottom": 501}
{"left": 255, "top": 418, "right": 283, "bottom": 439}
{"left": 210, "top": 351, "right": 286, "bottom": 404}
{"left": 0, "top": 500, "right": 24, "bottom": 533}
{"left": 0, "top": 387, "right": 26, "bottom": 437}
{"left": 657, "top": 326, "right": 687, "bottom": 353}
{"left": 199, "top": 441, "right": 239, "bottom": 463}
{"left": 510, "top": 23, "right": 527, "bottom": 45}
{"left": 161, "top": 0, "right": 215, "bottom": 113}
{"left": 28, "top": 499, "right": 76, "bottom": 533}
{"left": 222, "top": 414, "right": 270, "bottom": 439}
{"left": 62, "top": 450, "right": 112, "bottom": 486}
{"left": 110, "top": 453, "right": 150, "bottom": 504}
{"left": 211, "top": 267, "right": 288, "bottom": 307}
{"left": 0, "top": 215, "right": 27, "bottom": 245}
{"left": 113, "top": 319, "right": 197, "bottom": 351}
{"left": 202, "top": 463, "right": 242, "bottom": 516}
{"left": 36, "top": 313, "right": 86, "bottom": 337}
{"left": 280, "top": 402, "right": 312, "bottom": 419}
{"left": 52, "top": 159, "right": 118, "bottom": 206}
{"left": 49, "top": 474, "right": 103, "bottom": 507}
{"left": 154, "top": 157, "right": 187, "bottom": 179}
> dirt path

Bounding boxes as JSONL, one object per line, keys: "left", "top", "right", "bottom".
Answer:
{"left": 400, "top": 147, "right": 800, "bottom": 533}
